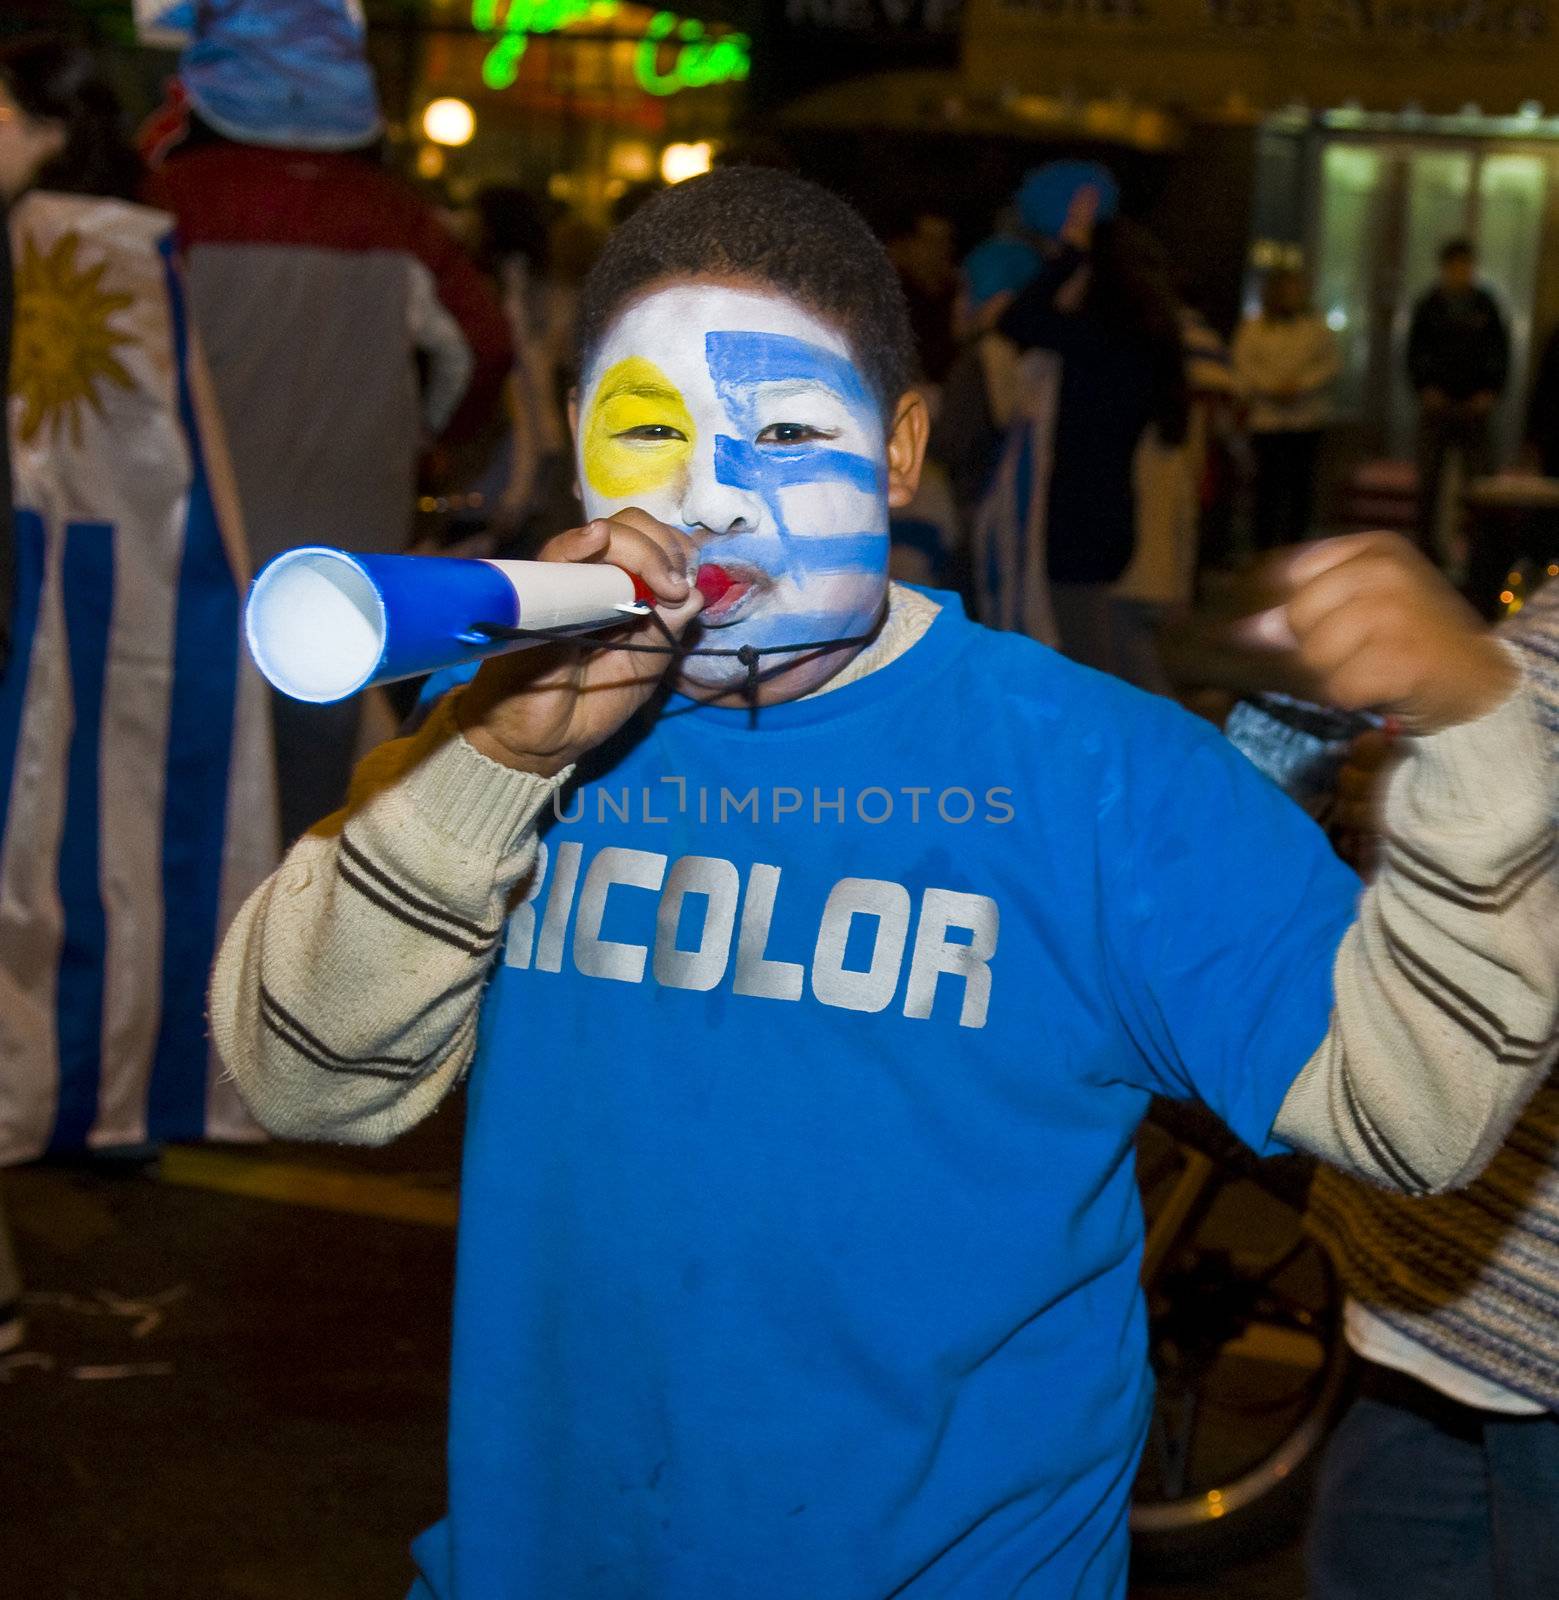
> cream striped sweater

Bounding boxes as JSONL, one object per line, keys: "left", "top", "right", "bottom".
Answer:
{"left": 1309, "top": 580, "right": 1559, "bottom": 1409}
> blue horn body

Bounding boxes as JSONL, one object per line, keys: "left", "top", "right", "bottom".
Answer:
{"left": 244, "top": 546, "right": 639, "bottom": 704}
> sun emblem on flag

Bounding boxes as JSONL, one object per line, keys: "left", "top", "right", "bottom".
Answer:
{"left": 11, "top": 230, "right": 137, "bottom": 445}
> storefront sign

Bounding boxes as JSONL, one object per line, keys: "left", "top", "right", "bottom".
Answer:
{"left": 966, "top": 0, "right": 1559, "bottom": 114}
{"left": 783, "top": 0, "right": 962, "bottom": 29}
{"left": 990, "top": 0, "right": 1547, "bottom": 36}
{"left": 473, "top": 0, "right": 751, "bottom": 95}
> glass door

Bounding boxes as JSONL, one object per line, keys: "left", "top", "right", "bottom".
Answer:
{"left": 1311, "top": 137, "right": 1548, "bottom": 461}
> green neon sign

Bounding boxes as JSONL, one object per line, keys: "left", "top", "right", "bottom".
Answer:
{"left": 634, "top": 12, "right": 751, "bottom": 98}
{"left": 472, "top": 0, "right": 750, "bottom": 96}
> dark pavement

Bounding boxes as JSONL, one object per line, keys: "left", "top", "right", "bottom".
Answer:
{"left": 0, "top": 1113, "right": 1303, "bottom": 1600}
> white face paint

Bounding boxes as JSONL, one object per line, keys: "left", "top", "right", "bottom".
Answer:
{"left": 577, "top": 284, "right": 890, "bottom": 697}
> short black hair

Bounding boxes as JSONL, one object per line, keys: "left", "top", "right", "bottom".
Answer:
{"left": 576, "top": 166, "right": 915, "bottom": 417}
{"left": 1441, "top": 238, "right": 1476, "bottom": 264}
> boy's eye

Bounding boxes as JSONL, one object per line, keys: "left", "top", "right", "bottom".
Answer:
{"left": 756, "top": 422, "right": 833, "bottom": 446}
{"left": 616, "top": 424, "right": 688, "bottom": 442}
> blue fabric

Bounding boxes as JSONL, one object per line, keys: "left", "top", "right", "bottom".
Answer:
{"left": 1015, "top": 161, "right": 1121, "bottom": 241}
{"left": 1308, "top": 1391, "right": 1559, "bottom": 1600}
{"left": 50, "top": 523, "right": 116, "bottom": 1152}
{"left": 962, "top": 236, "right": 1040, "bottom": 311}
{"left": 412, "top": 595, "right": 1360, "bottom": 1599}
{"left": 181, "top": 0, "right": 381, "bottom": 150}
{"left": 0, "top": 511, "right": 46, "bottom": 848}
{"left": 145, "top": 242, "right": 243, "bottom": 1141}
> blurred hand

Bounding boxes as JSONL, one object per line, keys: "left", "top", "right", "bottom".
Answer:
{"left": 1420, "top": 386, "right": 1448, "bottom": 412}
{"left": 455, "top": 510, "right": 702, "bottom": 776}
{"left": 1467, "top": 390, "right": 1497, "bottom": 416}
{"left": 1238, "top": 533, "right": 1518, "bottom": 734}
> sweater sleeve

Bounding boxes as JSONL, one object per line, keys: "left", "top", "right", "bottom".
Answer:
{"left": 1272, "top": 662, "right": 1558, "bottom": 1192}
{"left": 208, "top": 694, "right": 568, "bottom": 1146}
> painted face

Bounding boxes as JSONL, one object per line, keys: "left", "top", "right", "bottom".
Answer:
{"left": 578, "top": 284, "right": 890, "bottom": 695}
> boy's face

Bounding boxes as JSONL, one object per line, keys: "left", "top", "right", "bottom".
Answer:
{"left": 576, "top": 283, "right": 896, "bottom": 699}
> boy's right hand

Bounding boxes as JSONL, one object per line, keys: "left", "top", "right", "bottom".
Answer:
{"left": 455, "top": 510, "right": 703, "bottom": 777}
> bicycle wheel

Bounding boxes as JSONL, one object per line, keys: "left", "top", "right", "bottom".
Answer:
{"left": 1129, "top": 1119, "right": 1353, "bottom": 1577}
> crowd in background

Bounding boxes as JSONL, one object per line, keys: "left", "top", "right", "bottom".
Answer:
{"left": 884, "top": 173, "right": 1559, "bottom": 688}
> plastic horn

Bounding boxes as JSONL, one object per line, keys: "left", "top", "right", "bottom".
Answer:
{"left": 245, "top": 546, "right": 657, "bottom": 704}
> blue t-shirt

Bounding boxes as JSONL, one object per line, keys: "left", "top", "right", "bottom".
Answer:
{"left": 409, "top": 593, "right": 1359, "bottom": 1599}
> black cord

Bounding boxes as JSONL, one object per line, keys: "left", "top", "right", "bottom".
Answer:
{"left": 466, "top": 610, "right": 884, "bottom": 704}
{"left": 465, "top": 618, "right": 880, "bottom": 660}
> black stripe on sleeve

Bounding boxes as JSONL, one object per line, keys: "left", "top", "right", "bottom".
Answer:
{"left": 260, "top": 998, "right": 421, "bottom": 1082}
{"left": 339, "top": 835, "right": 501, "bottom": 941}
{"left": 1339, "top": 1063, "right": 1429, "bottom": 1194}
{"left": 1382, "top": 926, "right": 1556, "bottom": 1066}
{"left": 337, "top": 858, "right": 500, "bottom": 956}
{"left": 259, "top": 985, "right": 435, "bottom": 1072}
{"left": 1382, "top": 832, "right": 1555, "bottom": 913}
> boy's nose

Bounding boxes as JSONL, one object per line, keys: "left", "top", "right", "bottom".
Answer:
{"left": 680, "top": 437, "right": 764, "bottom": 534}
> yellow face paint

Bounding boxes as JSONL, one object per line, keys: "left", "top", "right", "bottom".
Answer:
{"left": 581, "top": 356, "right": 696, "bottom": 501}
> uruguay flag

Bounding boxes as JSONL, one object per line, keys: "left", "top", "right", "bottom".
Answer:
{"left": 0, "top": 191, "right": 278, "bottom": 1164}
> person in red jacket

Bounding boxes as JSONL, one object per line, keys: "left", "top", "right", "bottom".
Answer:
{"left": 142, "top": 0, "right": 512, "bottom": 839}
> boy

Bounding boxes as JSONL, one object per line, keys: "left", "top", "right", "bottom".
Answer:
{"left": 212, "top": 169, "right": 1556, "bottom": 1599}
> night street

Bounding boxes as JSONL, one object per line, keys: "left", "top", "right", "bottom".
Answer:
{"left": 2, "top": 1114, "right": 1304, "bottom": 1600}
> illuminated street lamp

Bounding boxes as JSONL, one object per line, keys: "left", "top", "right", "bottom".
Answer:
{"left": 661, "top": 141, "right": 714, "bottom": 184}
{"left": 423, "top": 97, "right": 476, "bottom": 148}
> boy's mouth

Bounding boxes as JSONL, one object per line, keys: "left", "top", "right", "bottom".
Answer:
{"left": 694, "top": 562, "right": 769, "bottom": 626}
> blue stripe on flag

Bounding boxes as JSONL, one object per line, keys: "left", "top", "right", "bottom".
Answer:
{"left": 51, "top": 521, "right": 116, "bottom": 1152}
{"left": 146, "top": 239, "right": 243, "bottom": 1141}
{"left": 0, "top": 509, "right": 47, "bottom": 848}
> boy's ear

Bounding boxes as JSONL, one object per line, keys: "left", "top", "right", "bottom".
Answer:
{"left": 885, "top": 388, "right": 930, "bottom": 511}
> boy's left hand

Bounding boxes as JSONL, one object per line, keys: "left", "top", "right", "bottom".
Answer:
{"left": 1242, "top": 533, "right": 1517, "bottom": 734}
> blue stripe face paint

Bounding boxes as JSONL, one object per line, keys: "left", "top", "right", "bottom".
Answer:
{"left": 704, "top": 330, "right": 879, "bottom": 430}
{"left": 712, "top": 435, "right": 884, "bottom": 500}
{"left": 576, "top": 285, "right": 896, "bottom": 699}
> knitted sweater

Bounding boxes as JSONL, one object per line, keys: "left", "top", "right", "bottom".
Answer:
{"left": 1308, "top": 579, "right": 1559, "bottom": 1409}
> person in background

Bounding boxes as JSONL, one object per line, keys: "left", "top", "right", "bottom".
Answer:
{"left": 1233, "top": 265, "right": 1340, "bottom": 548}
{"left": 886, "top": 206, "right": 959, "bottom": 387}
{"left": 1182, "top": 288, "right": 1245, "bottom": 582}
{"left": 0, "top": 37, "right": 277, "bottom": 1236}
{"left": 0, "top": 81, "right": 16, "bottom": 1360}
{"left": 992, "top": 161, "right": 1189, "bottom": 672}
{"left": 1408, "top": 239, "right": 1510, "bottom": 562}
{"left": 938, "top": 232, "right": 1050, "bottom": 636}
{"left": 462, "top": 184, "right": 571, "bottom": 552}
{"left": 1306, "top": 572, "right": 1559, "bottom": 1600}
{"left": 1112, "top": 290, "right": 1239, "bottom": 693}
{"left": 142, "top": 0, "right": 511, "bottom": 841}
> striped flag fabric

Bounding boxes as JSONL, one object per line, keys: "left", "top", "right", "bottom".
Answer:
{"left": 1, "top": 190, "right": 278, "bottom": 1163}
